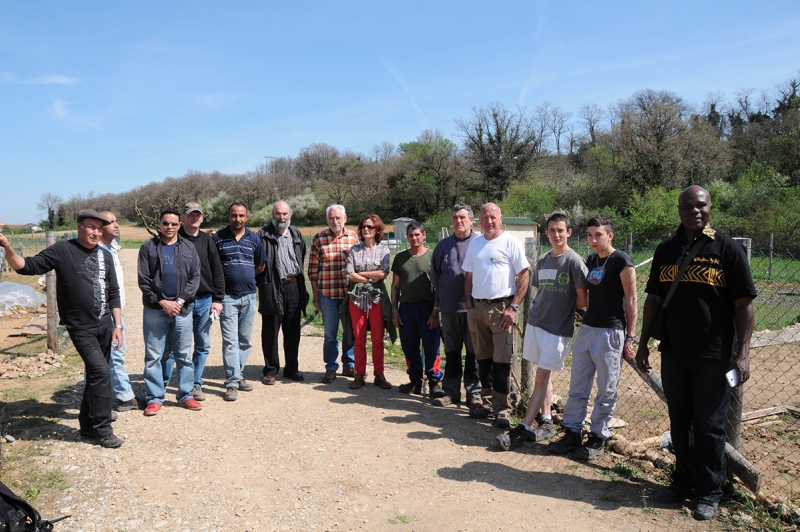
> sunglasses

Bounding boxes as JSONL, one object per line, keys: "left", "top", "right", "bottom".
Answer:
{"left": 161, "top": 221, "right": 180, "bottom": 227}
{"left": 362, "top": 225, "right": 375, "bottom": 230}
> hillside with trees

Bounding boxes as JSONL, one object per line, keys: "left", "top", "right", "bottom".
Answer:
{"left": 39, "top": 72, "right": 800, "bottom": 245}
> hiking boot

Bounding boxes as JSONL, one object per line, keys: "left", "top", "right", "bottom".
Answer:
{"left": 574, "top": 433, "right": 605, "bottom": 460}
{"left": 429, "top": 379, "right": 445, "bottom": 399}
{"left": 341, "top": 366, "right": 356, "bottom": 378}
{"left": 469, "top": 403, "right": 492, "bottom": 419}
{"left": 466, "top": 396, "right": 482, "bottom": 407}
{"left": 192, "top": 385, "right": 206, "bottom": 401}
{"left": 350, "top": 376, "right": 366, "bottom": 389}
{"left": 179, "top": 397, "right": 203, "bottom": 411}
{"left": 99, "top": 433, "right": 124, "bottom": 449}
{"left": 224, "top": 387, "right": 238, "bottom": 402}
{"left": 496, "top": 425, "right": 530, "bottom": 451}
{"left": 432, "top": 396, "right": 455, "bottom": 407}
{"left": 548, "top": 429, "right": 583, "bottom": 454}
{"left": 373, "top": 375, "right": 392, "bottom": 389}
{"left": 529, "top": 418, "right": 556, "bottom": 442}
{"left": 693, "top": 501, "right": 719, "bottom": 521}
{"left": 494, "top": 412, "right": 511, "bottom": 429}
{"left": 115, "top": 398, "right": 137, "bottom": 412}
{"left": 239, "top": 379, "right": 254, "bottom": 391}
{"left": 284, "top": 372, "right": 305, "bottom": 382}
{"left": 321, "top": 370, "right": 336, "bottom": 383}
{"left": 398, "top": 378, "right": 422, "bottom": 395}
{"left": 143, "top": 402, "right": 162, "bottom": 416}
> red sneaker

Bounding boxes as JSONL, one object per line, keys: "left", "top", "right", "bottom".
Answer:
{"left": 143, "top": 403, "right": 162, "bottom": 416}
{"left": 178, "top": 397, "right": 203, "bottom": 411}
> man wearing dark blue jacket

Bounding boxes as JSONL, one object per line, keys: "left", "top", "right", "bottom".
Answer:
{"left": 138, "top": 208, "right": 201, "bottom": 416}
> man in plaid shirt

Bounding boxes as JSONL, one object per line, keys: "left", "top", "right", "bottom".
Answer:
{"left": 309, "top": 204, "right": 360, "bottom": 383}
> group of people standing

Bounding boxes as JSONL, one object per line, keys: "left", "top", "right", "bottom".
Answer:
{"left": 0, "top": 185, "right": 754, "bottom": 522}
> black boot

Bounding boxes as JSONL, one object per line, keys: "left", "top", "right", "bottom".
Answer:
{"left": 398, "top": 378, "right": 422, "bottom": 395}
{"left": 429, "top": 378, "right": 445, "bottom": 399}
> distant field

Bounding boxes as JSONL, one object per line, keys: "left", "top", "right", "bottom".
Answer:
{"left": 117, "top": 224, "right": 396, "bottom": 243}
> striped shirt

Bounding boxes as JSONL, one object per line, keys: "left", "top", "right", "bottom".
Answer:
{"left": 345, "top": 243, "right": 390, "bottom": 311}
{"left": 308, "top": 228, "right": 360, "bottom": 299}
{"left": 213, "top": 227, "right": 267, "bottom": 297}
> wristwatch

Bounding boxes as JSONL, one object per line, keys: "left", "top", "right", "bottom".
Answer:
{"left": 509, "top": 303, "right": 520, "bottom": 312}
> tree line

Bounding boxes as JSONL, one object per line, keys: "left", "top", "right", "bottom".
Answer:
{"left": 39, "top": 70, "right": 800, "bottom": 244}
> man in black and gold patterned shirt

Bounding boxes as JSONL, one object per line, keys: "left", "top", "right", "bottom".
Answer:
{"left": 636, "top": 186, "right": 756, "bottom": 521}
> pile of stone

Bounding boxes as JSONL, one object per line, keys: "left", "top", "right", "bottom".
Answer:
{"left": 0, "top": 351, "right": 65, "bottom": 379}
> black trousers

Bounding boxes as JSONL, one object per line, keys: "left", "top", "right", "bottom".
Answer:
{"left": 69, "top": 320, "right": 114, "bottom": 437}
{"left": 261, "top": 281, "right": 302, "bottom": 377}
{"left": 661, "top": 352, "right": 732, "bottom": 504}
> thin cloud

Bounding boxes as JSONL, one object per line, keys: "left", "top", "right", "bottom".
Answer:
{"left": 0, "top": 72, "right": 79, "bottom": 85}
{"left": 52, "top": 99, "right": 102, "bottom": 130}
{"left": 381, "top": 59, "right": 428, "bottom": 126}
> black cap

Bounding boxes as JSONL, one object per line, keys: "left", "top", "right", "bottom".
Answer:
{"left": 76, "top": 209, "right": 111, "bottom": 225}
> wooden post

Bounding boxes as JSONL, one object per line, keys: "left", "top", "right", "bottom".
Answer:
{"left": 726, "top": 387, "right": 744, "bottom": 451}
{"left": 45, "top": 232, "right": 58, "bottom": 354}
{"left": 768, "top": 233, "right": 773, "bottom": 281}
{"left": 520, "top": 237, "right": 537, "bottom": 396}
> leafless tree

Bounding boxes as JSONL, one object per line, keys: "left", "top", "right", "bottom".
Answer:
{"left": 580, "top": 103, "right": 604, "bottom": 145}
{"left": 455, "top": 102, "right": 542, "bottom": 201}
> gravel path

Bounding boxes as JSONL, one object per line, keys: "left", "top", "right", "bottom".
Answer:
{"left": 39, "top": 249, "right": 705, "bottom": 531}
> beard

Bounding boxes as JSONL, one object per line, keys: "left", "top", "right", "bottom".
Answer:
{"left": 272, "top": 217, "right": 291, "bottom": 231}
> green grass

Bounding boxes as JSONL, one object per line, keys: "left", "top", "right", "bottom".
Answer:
{"left": 597, "top": 461, "right": 644, "bottom": 484}
{"left": 721, "top": 484, "right": 792, "bottom": 531}
{"left": 119, "top": 240, "right": 145, "bottom": 249}
{"left": 389, "top": 514, "right": 410, "bottom": 524}
{"left": 640, "top": 490, "right": 659, "bottom": 515}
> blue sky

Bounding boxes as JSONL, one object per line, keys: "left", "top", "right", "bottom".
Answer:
{"left": 2, "top": 1, "right": 799, "bottom": 223}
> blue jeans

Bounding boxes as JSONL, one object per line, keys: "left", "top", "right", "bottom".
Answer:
{"left": 162, "top": 294, "right": 214, "bottom": 387}
{"left": 318, "top": 293, "right": 354, "bottom": 371}
{"left": 220, "top": 293, "right": 256, "bottom": 388}
{"left": 143, "top": 305, "right": 195, "bottom": 404}
{"left": 109, "top": 317, "right": 135, "bottom": 402}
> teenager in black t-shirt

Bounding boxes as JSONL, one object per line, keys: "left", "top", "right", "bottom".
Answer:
{"left": 549, "top": 214, "right": 637, "bottom": 461}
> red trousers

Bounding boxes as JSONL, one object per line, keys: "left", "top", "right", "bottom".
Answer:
{"left": 349, "top": 300, "right": 385, "bottom": 377}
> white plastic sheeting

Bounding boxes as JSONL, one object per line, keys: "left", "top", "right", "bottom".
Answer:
{"left": 0, "top": 282, "right": 47, "bottom": 310}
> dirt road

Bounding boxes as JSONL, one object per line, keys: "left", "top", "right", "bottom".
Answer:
{"left": 36, "top": 248, "right": 707, "bottom": 531}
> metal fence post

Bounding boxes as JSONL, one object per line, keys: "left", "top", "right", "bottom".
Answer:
{"left": 45, "top": 231, "right": 58, "bottom": 354}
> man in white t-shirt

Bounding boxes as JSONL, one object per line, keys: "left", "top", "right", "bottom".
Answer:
{"left": 463, "top": 203, "right": 530, "bottom": 428}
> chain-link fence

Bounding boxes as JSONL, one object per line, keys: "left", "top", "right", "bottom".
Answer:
{"left": 511, "top": 233, "right": 800, "bottom": 510}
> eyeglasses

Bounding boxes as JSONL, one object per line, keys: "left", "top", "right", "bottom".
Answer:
{"left": 161, "top": 221, "right": 180, "bottom": 227}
